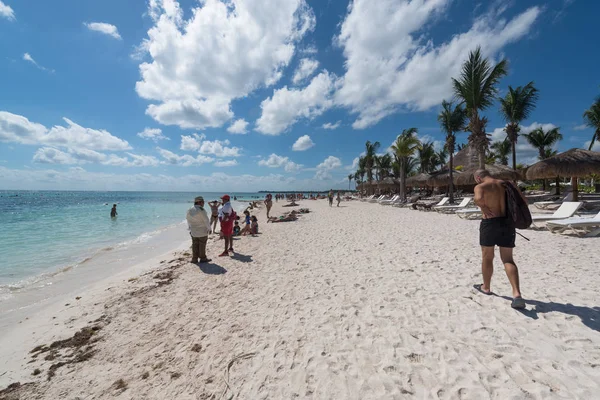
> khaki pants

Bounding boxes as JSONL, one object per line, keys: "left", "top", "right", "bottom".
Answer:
{"left": 191, "top": 236, "right": 208, "bottom": 262}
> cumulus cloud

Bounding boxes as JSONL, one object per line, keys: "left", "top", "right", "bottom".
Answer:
{"left": 0, "top": 1, "right": 15, "bottom": 20}
{"left": 84, "top": 22, "right": 122, "bottom": 40}
{"left": 292, "top": 58, "right": 319, "bottom": 84}
{"left": 315, "top": 155, "right": 342, "bottom": 180}
{"left": 335, "top": 0, "right": 541, "bottom": 129}
{"left": 292, "top": 135, "right": 315, "bottom": 151}
{"left": 0, "top": 111, "right": 131, "bottom": 151}
{"left": 137, "top": 127, "right": 169, "bottom": 142}
{"left": 33, "top": 147, "right": 159, "bottom": 167}
{"left": 258, "top": 153, "right": 302, "bottom": 172}
{"left": 135, "top": 0, "right": 315, "bottom": 129}
{"left": 256, "top": 71, "right": 338, "bottom": 135}
{"left": 23, "top": 53, "right": 53, "bottom": 73}
{"left": 322, "top": 121, "right": 341, "bottom": 130}
{"left": 157, "top": 147, "right": 213, "bottom": 166}
{"left": 227, "top": 119, "right": 249, "bottom": 134}
{"left": 490, "top": 122, "right": 558, "bottom": 165}
{"left": 214, "top": 160, "right": 238, "bottom": 167}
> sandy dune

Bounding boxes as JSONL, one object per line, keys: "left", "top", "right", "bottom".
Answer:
{"left": 1, "top": 199, "right": 599, "bottom": 399}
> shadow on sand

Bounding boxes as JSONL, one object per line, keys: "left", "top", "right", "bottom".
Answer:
{"left": 197, "top": 263, "right": 227, "bottom": 275}
{"left": 496, "top": 294, "right": 600, "bottom": 331}
{"left": 230, "top": 253, "right": 253, "bottom": 263}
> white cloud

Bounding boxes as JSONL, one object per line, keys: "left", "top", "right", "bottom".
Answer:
{"left": 136, "top": 0, "right": 315, "bottom": 129}
{"left": 292, "top": 135, "right": 315, "bottom": 151}
{"left": 137, "top": 127, "right": 169, "bottom": 142}
{"left": 573, "top": 124, "right": 588, "bottom": 131}
{"left": 84, "top": 22, "right": 122, "bottom": 40}
{"left": 258, "top": 153, "right": 302, "bottom": 172}
{"left": 199, "top": 139, "right": 241, "bottom": 157}
{"left": 315, "top": 155, "right": 342, "bottom": 180}
{"left": 23, "top": 53, "right": 53, "bottom": 73}
{"left": 214, "top": 160, "right": 238, "bottom": 167}
{"left": 157, "top": 147, "right": 213, "bottom": 166}
{"left": 292, "top": 58, "right": 319, "bottom": 84}
{"left": 335, "top": 1, "right": 541, "bottom": 128}
{"left": 322, "top": 121, "right": 341, "bottom": 130}
{"left": 32, "top": 147, "right": 159, "bottom": 167}
{"left": 227, "top": 119, "right": 249, "bottom": 134}
{"left": 256, "top": 71, "right": 338, "bottom": 135}
{"left": 0, "top": 1, "right": 15, "bottom": 20}
{"left": 0, "top": 111, "right": 131, "bottom": 151}
{"left": 490, "top": 122, "right": 559, "bottom": 165}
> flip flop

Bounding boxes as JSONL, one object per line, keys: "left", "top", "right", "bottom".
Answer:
{"left": 474, "top": 284, "right": 493, "bottom": 295}
{"left": 511, "top": 297, "right": 526, "bottom": 309}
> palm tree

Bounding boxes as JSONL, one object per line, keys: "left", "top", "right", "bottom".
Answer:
{"left": 452, "top": 47, "right": 508, "bottom": 168}
{"left": 364, "top": 141, "right": 380, "bottom": 184}
{"left": 499, "top": 82, "right": 539, "bottom": 170}
{"left": 583, "top": 97, "right": 600, "bottom": 150}
{"left": 348, "top": 174, "right": 353, "bottom": 190}
{"left": 438, "top": 100, "right": 467, "bottom": 203}
{"left": 417, "top": 141, "right": 437, "bottom": 173}
{"left": 523, "top": 127, "right": 563, "bottom": 190}
{"left": 390, "top": 128, "right": 420, "bottom": 200}
{"left": 490, "top": 140, "right": 511, "bottom": 166}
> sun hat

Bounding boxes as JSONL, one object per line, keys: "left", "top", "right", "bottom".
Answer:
{"left": 221, "top": 194, "right": 230, "bottom": 202}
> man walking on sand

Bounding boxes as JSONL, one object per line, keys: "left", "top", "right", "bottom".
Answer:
{"left": 186, "top": 196, "right": 212, "bottom": 264}
{"left": 473, "top": 169, "right": 525, "bottom": 309}
{"left": 218, "top": 195, "right": 236, "bottom": 257}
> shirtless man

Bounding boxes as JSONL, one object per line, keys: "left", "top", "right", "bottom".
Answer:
{"left": 473, "top": 169, "right": 525, "bottom": 309}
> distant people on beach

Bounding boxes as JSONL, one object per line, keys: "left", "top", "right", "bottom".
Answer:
{"left": 218, "top": 195, "right": 236, "bottom": 257}
{"left": 186, "top": 196, "right": 212, "bottom": 264}
{"left": 265, "top": 193, "right": 273, "bottom": 218}
{"left": 473, "top": 169, "right": 525, "bottom": 309}
{"left": 336, "top": 192, "right": 341, "bottom": 207}
{"left": 208, "top": 200, "right": 220, "bottom": 233}
{"left": 110, "top": 204, "right": 118, "bottom": 218}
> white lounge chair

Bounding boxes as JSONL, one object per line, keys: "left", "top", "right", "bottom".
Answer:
{"left": 534, "top": 192, "right": 573, "bottom": 210}
{"left": 530, "top": 201, "right": 582, "bottom": 227}
{"left": 435, "top": 197, "right": 471, "bottom": 214}
{"left": 456, "top": 208, "right": 482, "bottom": 220}
{"left": 380, "top": 195, "right": 400, "bottom": 205}
{"left": 546, "top": 211, "right": 600, "bottom": 237}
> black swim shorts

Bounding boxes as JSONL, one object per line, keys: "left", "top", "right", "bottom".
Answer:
{"left": 480, "top": 217, "right": 516, "bottom": 248}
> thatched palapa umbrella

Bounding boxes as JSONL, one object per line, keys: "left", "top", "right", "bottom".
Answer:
{"left": 454, "top": 164, "right": 520, "bottom": 186}
{"left": 426, "top": 169, "right": 462, "bottom": 187}
{"left": 525, "top": 148, "right": 600, "bottom": 201}
{"left": 406, "top": 173, "right": 431, "bottom": 186}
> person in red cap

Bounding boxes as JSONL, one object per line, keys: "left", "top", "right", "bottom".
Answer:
{"left": 218, "top": 194, "right": 236, "bottom": 256}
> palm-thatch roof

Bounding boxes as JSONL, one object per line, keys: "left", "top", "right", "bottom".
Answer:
{"left": 426, "top": 169, "right": 462, "bottom": 187}
{"left": 406, "top": 173, "right": 431, "bottom": 186}
{"left": 377, "top": 177, "right": 398, "bottom": 188}
{"left": 454, "top": 164, "right": 520, "bottom": 185}
{"left": 525, "top": 148, "right": 600, "bottom": 179}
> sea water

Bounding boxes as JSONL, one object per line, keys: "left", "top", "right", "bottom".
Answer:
{"left": 0, "top": 191, "right": 261, "bottom": 313}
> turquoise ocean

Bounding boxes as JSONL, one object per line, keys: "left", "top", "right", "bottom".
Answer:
{"left": 0, "top": 191, "right": 261, "bottom": 302}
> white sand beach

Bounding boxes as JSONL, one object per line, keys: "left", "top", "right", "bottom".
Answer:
{"left": 1, "top": 199, "right": 599, "bottom": 399}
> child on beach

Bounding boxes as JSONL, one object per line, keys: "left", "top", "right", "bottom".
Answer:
{"left": 251, "top": 216, "right": 259, "bottom": 234}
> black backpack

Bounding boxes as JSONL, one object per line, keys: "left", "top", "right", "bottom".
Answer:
{"left": 503, "top": 181, "right": 532, "bottom": 229}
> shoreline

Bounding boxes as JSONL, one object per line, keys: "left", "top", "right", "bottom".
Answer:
{"left": 2, "top": 200, "right": 599, "bottom": 398}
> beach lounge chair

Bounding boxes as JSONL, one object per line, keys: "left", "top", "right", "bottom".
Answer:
{"left": 546, "top": 211, "right": 600, "bottom": 237}
{"left": 380, "top": 195, "right": 400, "bottom": 205}
{"left": 534, "top": 192, "right": 573, "bottom": 210}
{"left": 530, "top": 201, "right": 583, "bottom": 227}
{"left": 435, "top": 197, "right": 471, "bottom": 214}
{"left": 456, "top": 208, "right": 482, "bottom": 220}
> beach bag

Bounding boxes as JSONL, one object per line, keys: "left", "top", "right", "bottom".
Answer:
{"left": 503, "top": 181, "right": 532, "bottom": 229}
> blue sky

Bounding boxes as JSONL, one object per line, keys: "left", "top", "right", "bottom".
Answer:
{"left": 0, "top": 0, "right": 598, "bottom": 191}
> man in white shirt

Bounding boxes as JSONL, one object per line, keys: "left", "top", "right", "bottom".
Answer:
{"left": 186, "top": 196, "right": 212, "bottom": 263}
